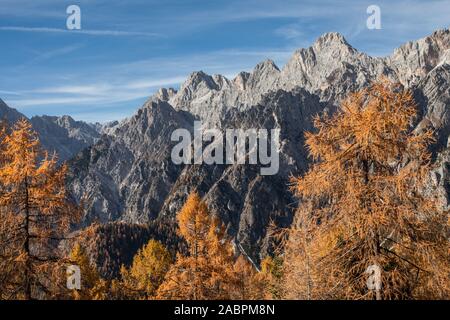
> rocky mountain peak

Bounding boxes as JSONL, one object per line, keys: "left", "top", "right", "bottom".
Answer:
{"left": 0, "top": 98, "right": 9, "bottom": 111}
{"left": 233, "top": 71, "right": 251, "bottom": 91}
{"left": 388, "top": 28, "right": 450, "bottom": 86}
{"left": 0, "top": 99, "right": 24, "bottom": 123}
{"left": 212, "top": 74, "right": 232, "bottom": 90}
{"left": 169, "top": 70, "right": 221, "bottom": 110}
{"left": 184, "top": 71, "right": 219, "bottom": 91}
{"left": 313, "top": 32, "right": 353, "bottom": 51}
{"left": 0, "top": 100, "right": 102, "bottom": 162}
{"left": 154, "top": 87, "right": 178, "bottom": 101}
{"left": 29, "top": 114, "right": 101, "bottom": 161}
{"left": 56, "top": 115, "right": 77, "bottom": 127}
{"left": 253, "top": 59, "right": 280, "bottom": 74}
{"left": 247, "top": 59, "right": 280, "bottom": 93}
{"left": 428, "top": 28, "right": 450, "bottom": 48}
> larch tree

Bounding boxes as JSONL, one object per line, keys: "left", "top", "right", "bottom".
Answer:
{"left": 0, "top": 119, "right": 81, "bottom": 299}
{"left": 258, "top": 256, "right": 284, "bottom": 299}
{"left": 157, "top": 191, "right": 247, "bottom": 300}
{"left": 69, "top": 243, "right": 107, "bottom": 300}
{"left": 230, "top": 255, "right": 269, "bottom": 300}
{"left": 119, "top": 239, "right": 172, "bottom": 299}
{"left": 283, "top": 80, "right": 449, "bottom": 300}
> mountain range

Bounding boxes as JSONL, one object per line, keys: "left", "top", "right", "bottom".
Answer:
{"left": 1, "top": 28, "right": 449, "bottom": 265}
{"left": 0, "top": 98, "right": 102, "bottom": 162}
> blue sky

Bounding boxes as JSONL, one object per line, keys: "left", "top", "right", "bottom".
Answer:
{"left": 0, "top": 0, "right": 449, "bottom": 123}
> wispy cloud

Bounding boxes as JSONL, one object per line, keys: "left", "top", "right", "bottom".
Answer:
{"left": 124, "top": 77, "right": 188, "bottom": 90}
{"left": 0, "top": 90, "right": 22, "bottom": 96}
{"left": 274, "top": 24, "right": 304, "bottom": 40}
{"left": 0, "top": 26, "right": 160, "bottom": 37}
{"left": 3, "top": 46, "right": 296, "bottom": 113}
{"left": 6, "top": 76, "right": 187, "bottom": 108}
{"left": 15, "top": 44, "right": 84, "bottom": 70}
{"left": 31, "top": 84, "right": 113, "bottom": 95}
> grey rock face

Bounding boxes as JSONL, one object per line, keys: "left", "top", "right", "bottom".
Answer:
{"left": 414, "top": 63, "right": 450, "bottom": 149}
{"left": 388, "top": 29, "right": 450, "bottom": 87}
{"left": 154, "top": 88, "right": 178, "bottom": 102}
{"left": 68, "top": 100, "right": 194, "bottom": 225}
{"left": 159, "top": 88, "right": 326, "bottom": 257}
{"left": 431, "top": 148, "right": 450, "bottom": 212}
{"left": 30, "top": 115, "right": 101, "bottom": 162}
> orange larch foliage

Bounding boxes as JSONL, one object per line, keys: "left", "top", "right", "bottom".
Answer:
{"left": 156, "top": 191, "right": 265, "bottom": 300}
{"left": 283, "top": 79, "right": 450, "bottom": 300}
{"left": 69, "top": 243, "right": 108, "bottom": 300}
{"left": 0, "top": 119, "right": 81, "bottom": 299}
{"left": 119, "top": 239, "right": 173, "bottom": 299}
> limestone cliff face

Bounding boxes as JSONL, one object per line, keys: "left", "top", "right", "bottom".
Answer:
{"left": 30, "top": 115, "right": 101, "bottom": 162}
{"left": 388, "top": 29, "right": 450, "bottom": 87}
{"left": 68, "top": 100, "right": 194, "bottom": 225}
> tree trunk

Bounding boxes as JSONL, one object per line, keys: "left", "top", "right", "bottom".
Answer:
{"left": 24, "top": 175, "right": 31, "bottom": 300}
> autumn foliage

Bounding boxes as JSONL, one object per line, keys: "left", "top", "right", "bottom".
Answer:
{"left": 119, "top": 239, "right": 173, "bottom": 299}
{"left": 0, "top": 119, "right": 80, "bottom": 299}
{"left": 283, "top": 80, "right": 450, "bottom": 300}
{"left": 156, "top": 191, "right": 265, "bottom": 300}
{"left": 69, "top": 244, "right": 108, "bottom": 300}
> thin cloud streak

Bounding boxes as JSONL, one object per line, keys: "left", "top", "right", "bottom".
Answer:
{"left": 6, "top": 76, "right": 188, "bottom": 108}
{"left": 3, "top": 45, "right": 299, "bottom": 114}
{"left": 0, "top": 26, "right": 161, "bottom": 37}
{"left": 0, "top": 90, "right": 22, "bottom": 96}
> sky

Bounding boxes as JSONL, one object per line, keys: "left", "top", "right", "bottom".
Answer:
{"left": 0, "top": 0, "right": 449, "bottom": 123}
